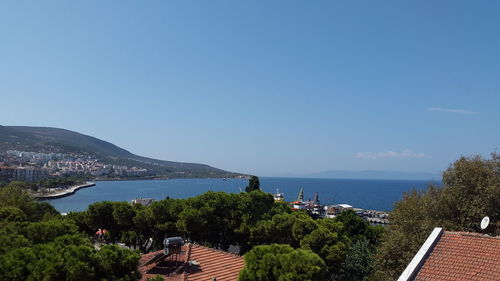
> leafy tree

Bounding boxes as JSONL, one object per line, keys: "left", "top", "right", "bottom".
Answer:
{"left": 113, "top": 201, "right": 137, "bottom": 233}
{"left": 96, "top": 244, "right": 141, "bottom": 281}
{"left": 438, "top": 154, "right": 499, "bottom": 233}
{"left": 250, "top": 211, "right": 349, "bottom": 276}
{"left": 251, "top": 212, "right": 300, "bottom": 247}
{"left": 133, "top": 205, "right": 156, "bottom": 252}
{"left": 340, "top": 238, "right": 374, "bottom": 281}
{"left": 0, "top": 206, "right": 27, "bottom": 223}
{"left": 0, "top": 247, "right": 37, "bottom": 281}
{"left": 334, "top": 210, "right": 369, "bottom": 242}
{"left": 374, "top": 153, "right": 500, "bottom": 280}
{"left": 21, "top": 218, "right": 79, "bottom": 244}
{"left": 85, "top": 201, "right": 115, "bottom": 233}
{"left": 67, "top": 211, "right": 94, "bottom": 235}
{"left": 0, "top": 184, "right": 141, "bottom": 281}
{"left": 239, "top": 244, "right": 326, "bottom": 281}
{"left": 176, "top": 207, "right": 205, "bottom": 241}
{"left": 245, "top": 176, "right": 260, "bottom": 192}
{"left": 0, "top": 181, "right": 59, "bottom": 222}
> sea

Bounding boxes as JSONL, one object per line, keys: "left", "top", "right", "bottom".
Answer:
{"left": 46, "top": 177, "right": 439, "bottom": 213}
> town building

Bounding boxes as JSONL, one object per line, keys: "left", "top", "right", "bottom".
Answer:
{"left": 290, "top": 188, "right": 325, "bottom": 217}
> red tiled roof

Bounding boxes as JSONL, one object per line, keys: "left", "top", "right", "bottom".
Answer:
{"left": 413, "top": 231, "right": 500, "bottom": 281}
{"left": 139, "top": 243, "right": 245, "bottom": 281}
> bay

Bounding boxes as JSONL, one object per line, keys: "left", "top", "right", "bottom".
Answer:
{"left": 46, "top": 177, "right": 437, "bottom": 213}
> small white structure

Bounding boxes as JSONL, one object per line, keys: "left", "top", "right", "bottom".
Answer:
{"left": 131, "top": 198, "right": 155, "bottom": 207}
{"left": 273, "top": 188, "right": 285, "bottom": 202}
{"left": 337, "top": 204, "right": 353, "bottom": 210}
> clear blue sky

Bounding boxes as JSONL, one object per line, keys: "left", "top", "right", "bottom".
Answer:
{"left": 1, "top": 1, "right": 499, "bottom": 176}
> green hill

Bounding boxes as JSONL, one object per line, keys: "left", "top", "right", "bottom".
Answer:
{"left": 0, "top": 125, "right": 243, "bottom": 178}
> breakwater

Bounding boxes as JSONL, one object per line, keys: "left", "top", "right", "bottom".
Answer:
{"left": 36, "top": 182, "right": 96, "bottom": 200}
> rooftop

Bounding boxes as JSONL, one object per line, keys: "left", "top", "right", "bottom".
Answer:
{"left": 139, "top": 243, "right": 245, "bottom": 281}
{"left": 399, "top": 228, "right": 500, "bottom": 281}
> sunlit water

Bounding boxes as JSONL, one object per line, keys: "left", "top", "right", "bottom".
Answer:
{"left": 47, "top": 177, "right": 437, "bottom": 213}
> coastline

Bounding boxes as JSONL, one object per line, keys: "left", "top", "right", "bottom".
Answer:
{"left": 35, "top": 182, "right": 96, "bottom": 200}
{"left": 93, "top": 176, "right": 248, "bottom": 182}
{"left": 93, "top": 176, "right": 168, "bottom": 181}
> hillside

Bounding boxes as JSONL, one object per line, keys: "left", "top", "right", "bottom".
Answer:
{"left": 0, "top": 125, "right": 242, "bottom": 178}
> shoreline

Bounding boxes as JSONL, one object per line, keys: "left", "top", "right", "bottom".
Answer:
{"left": 93, "top": 176, "right": 247, "bottom": 182}
{"left": 36, "top": 182, "right": 96, "bottom": 200}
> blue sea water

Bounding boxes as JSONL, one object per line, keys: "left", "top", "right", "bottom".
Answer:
{"left": 46, "top": 177, "right": 438, "bottom": 213}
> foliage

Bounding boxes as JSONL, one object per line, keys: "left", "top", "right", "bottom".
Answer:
{"left": 0, "top": 182, "right": 141, "bottom": 281}
{"left": 147, "top": 275, "right": 164, "bottom": 281}
{"left": 64, "top": 189, "right": 281, "bottom": 254}
{"left": 239, "top": 244, "right": 326, "bottom": 281}
{"left": 339, "top": 238, "right": 374, "bottom": 281}
{"left": 250, "top": 211, "right": 351, "bottom": 277}
{"left": 0, "top": 125, "right": 243, "bottom": 179}
{"left": 374, "top": 153, "right": 500, "bottom": 280}
{"left": 245, "top": 176, "right": 261, "bottom": 192}
{"left": 0, "top": 181, "right": 59, "bottom": 221}
{"left": 31, "top": 176, "right": 86, "bottom": 190}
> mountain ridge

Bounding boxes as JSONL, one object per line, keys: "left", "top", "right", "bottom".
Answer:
{"left": 304, "top": 169, "right": 441, "bottom": 181}
{"left": 0, "top": 125, "right": 242, "bottom": 178}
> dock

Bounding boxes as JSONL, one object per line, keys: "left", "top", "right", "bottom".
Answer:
{"left": 36, "top": 182, "right": 96, "bottom": 200}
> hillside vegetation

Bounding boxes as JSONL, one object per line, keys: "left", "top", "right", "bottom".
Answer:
{"left": 0, "top": 125, "right": 242, "bottom": 178}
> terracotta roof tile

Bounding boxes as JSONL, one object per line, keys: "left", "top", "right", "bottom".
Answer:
{"left": 413, "top": 231, "right": 500, "bottom": 281}
{"left": 139, "top": 243, "right": 244, "bottom": 281}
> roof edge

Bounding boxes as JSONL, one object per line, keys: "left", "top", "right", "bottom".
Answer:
{"left": 397, "top": 227, "right": 443, "bottom": 281}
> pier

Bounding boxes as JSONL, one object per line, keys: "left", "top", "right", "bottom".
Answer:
{"left": 36, "top": 182, "right": 96, "bottom": 200}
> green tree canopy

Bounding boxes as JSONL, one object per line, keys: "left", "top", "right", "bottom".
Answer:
{"left": 245, "top": 176, "right": 260, "bottom": 192}
{"left": 374, "top": 153, "right": 500, "bottom": 280}
{"left": 239, "top": 244, "right": 326, "bottom": 281}
{"left": 0, "top": 183, "right": 141, "bottom": 281}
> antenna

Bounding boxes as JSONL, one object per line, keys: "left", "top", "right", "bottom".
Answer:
{"left": 480, "top": 216, "right": 490, "bottom": 230}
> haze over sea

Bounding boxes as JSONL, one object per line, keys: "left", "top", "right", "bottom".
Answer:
{"left": 47, "top": 177, "right": 438, "bottom": 213}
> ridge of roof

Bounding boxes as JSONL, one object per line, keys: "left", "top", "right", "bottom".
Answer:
{"left": 398, "top": 227, "right": 443, "bottom": 281}
{"left": 445, "top": 230, "right": 500, "bottom": 239}
{"left": 191, "top": 243, "right": 241, "bottom": 258}
{"left": 399, "top": 228, "right": 500, "bottom": 281}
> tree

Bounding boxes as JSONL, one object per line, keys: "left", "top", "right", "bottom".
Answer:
{"left": 334, "top": 210, "right": 369, "bottom": 242}
{"left": 245, "top": 176, "right": 260, "bottom": 192}
{"left": 300, "top": 226, "right": 348, "bottom": 274}
{"left": 374, "top": 153, "right": 500, "bottom": 280}
{"left": 21, "top": 218, "right": 79, "bottom": 244}
{"left": 250, "top": 212, "right": 300, "bottom": 247}
{"left": 340, "top": 238, "right": 374, "bottom": 281}
{"left": 438, "top": 154, "right": 499, "bottom": 233}
{"left": 0, "top": 207, "right": 27, "bottom": 223}
{"left": 239, "top": 244, "right": 326, "bottom": 281}
{"left": 85, "top": 201, "right": 115, "bottom": 233}
{"left": 96, "top": 244, "right": 141, "bottom": 281}
{"left": 0, "top": 184, "right": 141, "bottom": 281}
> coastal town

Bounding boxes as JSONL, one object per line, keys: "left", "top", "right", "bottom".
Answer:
{"left": 277, "top": 188, "right": 389, "bottom": 224}
{"left": 130, "top": 187, "right": 390, "bottom": 225}
{"left": 0, "top": 150, "right": 153, "bottom": 182}
{"left": 1, "top": 1, "right": 498, "bottom": 280}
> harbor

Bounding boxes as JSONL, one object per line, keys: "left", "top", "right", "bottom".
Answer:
{"left": 275, "top": 188, "right": 390, "bottom": 225}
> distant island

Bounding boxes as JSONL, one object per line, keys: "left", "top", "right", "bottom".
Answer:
{"left": 305, "top": 170, "right": 441, "bottom": 181}
{"left": 0, "top": 125, "right": 246, "bottom": 183}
